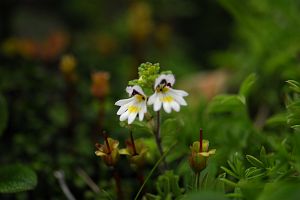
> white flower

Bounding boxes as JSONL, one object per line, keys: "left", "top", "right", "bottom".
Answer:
{"left": 148, "top": 74, "right": 188, "bottom": 113}
{"left": 115, "top": 85, "right": 147, "bottom": 124}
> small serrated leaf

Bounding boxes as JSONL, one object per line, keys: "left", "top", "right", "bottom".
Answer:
{"left": 286, "top": 80, "right": 300, "bottom": 93}
{"left": 245, "top": 167, "right": 265, "bottom": 178}
{"left": 221, "top": 166, "right": 239, "bottom": 179}
{"left": 227, "top": 160, "right": 236, "bottom": 172}
{"left": 246, "top": 155, "right": 265, "bottom": 168}
{"left": 219, "top": 178, "right": 237, "bottom": 187}
{"left": 0, "top": 164, "right": 37, "bottom": 193}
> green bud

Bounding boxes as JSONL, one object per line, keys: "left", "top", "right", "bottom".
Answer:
{"left": 128, "top": 62, "right": 160, "bottom": 90}
{"left": 188, "top": 140, "right": 216, "bottom": 173}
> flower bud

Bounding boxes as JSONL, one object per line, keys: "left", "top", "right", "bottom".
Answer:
{"left": 188, "top": 140, "right": 216, "bottom": 173}
{"left": 120, "top": 138, "right": 148, "bottom": 168}
{"left": 95, "top": 137, "right": 120, "bottom": 167}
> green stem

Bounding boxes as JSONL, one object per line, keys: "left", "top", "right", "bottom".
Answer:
{"left": 197, "top": 172, "right": 201, "bottom": 190}
{"left": 134, "top": 142, "right": 177, "bottom": 200}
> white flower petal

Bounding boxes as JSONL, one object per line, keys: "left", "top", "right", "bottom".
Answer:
{"left": 115, "top": 97, "right": 135, "bottom": 106}
{"left": 126, "top": 86, "right": 133, "bottom": 95}
{"left": 171, "top": 101, "right": 180, "bottom": 112}
{"left": 154, "top": 96, "right": 162, "bottom": 111}
{"left": 147, "top": 93, "right": 156, "bottom": 105}
{"left": 142, "top": 101, "right": 147, "bottom": 113}
{"left": 139, "top": 111, "right": 144, "bottom": 121}
{"left": 163, "top": 102, "right": 172, "bottom": 113}
{"left": 117, "top": 105, "right": 128, "bottom": 115}
{"left": 120, "top": 110, "right": 129, "bottom": 121}
{"left": 169, "top": 88, "right": 188, "bottom": 96}
{"left": 132, "top": 85, "right": 146, "bottom": 96}
{"left": 165, "top": 74, "right": 175, "bottom": 86}
{"left": 128, "top": 112, "right": 138, "bottom": 124}
{"left": 154, "top": 74, "right": 167, "bottom": 89}
{"left": 172, "top": 95, "right": 187, "bottom": 106}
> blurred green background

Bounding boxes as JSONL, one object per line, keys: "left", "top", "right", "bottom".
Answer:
{"left": 1, "top": 0, "right": 300, "bottom": 199}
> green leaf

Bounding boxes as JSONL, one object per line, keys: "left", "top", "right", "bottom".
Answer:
{"left": 206, "top": 94, "right": 246, "bottom": 115}
{"left": 156, "top": 170, "right": 183, "bottom": 198}
{"left": 0, "top": 94, "right": 8, "bottom": 137}
{"left": 265, "top": 113, "right": 287, "bottom": 127}
{"left": 286, "top": 80, "right": 300, "bottom": 93}
{"left": 181, "top": 191, "right": 228, "bottom": 200}
{"left": 220, "top": 166, "right": 239, "bottom": 179}
{"left": 259, "top": 146, "right": 268, "bottom": 165}
{"left": 246, "top": 155, "right": 265, "bottom": 168}
{"left": 257, "top": 182, "right": 300, "bottom": 200}
{"left": 219, "top": 178, "right": 237, "bottom": 187}
{"left": 0, "top": 164, "right": 37, "bottom": 193}
{"left": 239, "top": 73, "right": 257, "bottom": 98}
{"left": 245, "top": 167, "right": 265, "bottom": 179}
{"left": 134, "top": 142, "right": 177, "bottom": 200}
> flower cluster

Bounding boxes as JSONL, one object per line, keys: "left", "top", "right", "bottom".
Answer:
{"left": 115, "top": 63, "right": 188, "bottom": 124}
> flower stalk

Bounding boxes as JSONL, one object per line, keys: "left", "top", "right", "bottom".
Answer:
{"left": 155, "top": 111, "right": 163, "bottom": 157}
{"left": 130, "top": 131, "right": 138, "bottom": 156}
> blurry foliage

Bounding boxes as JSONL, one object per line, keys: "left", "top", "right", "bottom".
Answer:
{"left": 213, "top": 0, "right": 300, "bottom": 114}
{"left": 0, "top": 0, "right": 300, "bottom": 199}
{"left": 0, "top": 164, "right": 37, "bottom": 194}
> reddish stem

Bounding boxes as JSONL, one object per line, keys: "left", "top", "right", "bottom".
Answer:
{"left": 199, "top": 128, "right": 203, "bottom": 152}
{"left": 130, "top": 131, "right": 138, "bottom": 156}
{"left": 113, "top": 169, "right": 124, "bottom": 200}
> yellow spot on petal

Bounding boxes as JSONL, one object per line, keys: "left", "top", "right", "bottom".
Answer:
{"left": 161, "top": 96, "right": 173, "bottom": 103}
{"left": 128, "top": 105, "right": 140, "bottom": 113}
{"left": 135, "top": 94, "right": 145, "bottom": 102}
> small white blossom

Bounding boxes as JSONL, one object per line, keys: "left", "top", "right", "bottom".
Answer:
{"left": 148, "top": 74, "right": 188, "bottom": 113}
{"left": 115, "top": 85, "right": 147, "bottom": 124}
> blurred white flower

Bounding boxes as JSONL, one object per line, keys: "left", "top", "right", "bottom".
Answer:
{"left": 148, "top": 74, "right": 188, "bottom": 113}
{"left": 115, "top": 85, "right": 147, "bottom": 124}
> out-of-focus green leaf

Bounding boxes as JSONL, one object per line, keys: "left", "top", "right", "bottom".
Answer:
{"left": 206, "top": 94, "right": 246, "bottom": 114}
{"left": 156, "top": 170, "right": 183, "bottom": 199}
{"left": 120, "top": 120, "right": 153, "bottom": 135}
{"left": 181, "top": 191, "right": 228, "bottom": 200}
{"left": 48, "top": 103, "right": 68, "bottom": 127}
{"left": 239, "top": 73, "right": 257, "bottom": 98}
{"left": 265, "top": 113, "right": 287, "bottom": 127}
{"left": 258, "top": 182, "right": 300, "bottom": 200}
{"left": 286, "top": 81, "right": 300, "bottom": 129}
{"left": 0, "top": 164, "right": 37, "bottom": 193}
{"left": 0, "top": 94, "right": 8, "bottom": 137}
